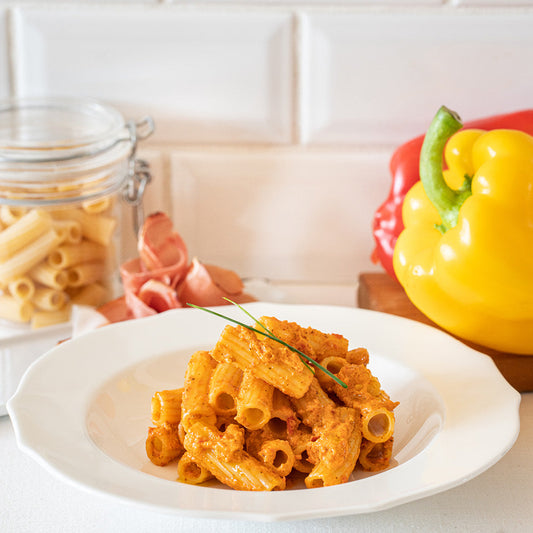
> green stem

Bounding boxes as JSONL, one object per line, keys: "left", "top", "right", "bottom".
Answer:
{"left": 419, "top": 106, "right": 471, "bottom": 232}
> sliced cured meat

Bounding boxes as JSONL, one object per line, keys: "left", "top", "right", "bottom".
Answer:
{"left": 138, "top": 279, "right": 182, "bottom": 313}
{"left": 138, "top": 212, "right": 188, "bottom": 279}
{"left": 96, "top": 296, "right": 133, "bottom": 323}
{"left": 177, "top": 257, "right": 255, "bottom": 307}
{"left": 96, "top": 213, "right": 253, "bottom": 324}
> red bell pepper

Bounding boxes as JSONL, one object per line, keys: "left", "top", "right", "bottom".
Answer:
{"left": 372, "top": 109, "right": 533, "bottom": 280}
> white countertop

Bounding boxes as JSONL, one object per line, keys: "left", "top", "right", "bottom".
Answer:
{"left": 1, "top": 281, "right": 532, "bottom": 533}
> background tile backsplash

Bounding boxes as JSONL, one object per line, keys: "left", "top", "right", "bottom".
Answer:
{"left": 2, "top": 1, "right": 533, "bottom": 286}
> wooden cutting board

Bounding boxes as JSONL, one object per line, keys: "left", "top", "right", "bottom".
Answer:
{"left": 357, "top": 272, "right": 532, "bottom": 393}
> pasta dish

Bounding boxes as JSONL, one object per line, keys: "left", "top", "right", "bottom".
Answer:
{"left": 145, "top": 315, "right": 399, "bottom": 491}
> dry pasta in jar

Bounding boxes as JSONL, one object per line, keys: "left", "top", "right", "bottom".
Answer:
{"left": 0, "top": 97, "right": 153, "bottom": 329}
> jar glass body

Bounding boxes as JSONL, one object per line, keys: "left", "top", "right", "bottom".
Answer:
{"left": 0, "top": 97, "right": 150, "bottom": 330}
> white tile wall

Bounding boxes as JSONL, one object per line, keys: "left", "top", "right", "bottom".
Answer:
{"left": 301, "top": 10, "right": 533, "bottom": 146}
{"left": 11, "top": 7, "right": 293, "bottom": 144}
{"left": 169, "top": 148, "right": 390, "bottom": 282}
{"left": 0, "top": 9, "right": 9, "bottom": 99}
{"left": 1, "top": 2, "right": 532, "bottom": 285}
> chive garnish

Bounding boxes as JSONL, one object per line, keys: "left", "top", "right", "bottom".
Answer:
{"left": 222, "top": 298, "right": 315, "bottom": 375}
{"left": 187, "top": 301, "right": 348, "bottom": 388}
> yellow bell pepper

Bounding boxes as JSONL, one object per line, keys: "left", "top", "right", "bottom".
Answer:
{"left": 393, "top": 106, "right": 533, "bottom": 355}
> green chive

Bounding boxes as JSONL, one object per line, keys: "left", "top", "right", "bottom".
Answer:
{"left": 187, "top": 302, "right": 348, "bottom": 388}
{"left": 222, "top": 297, "right": 315, "bottom": 374}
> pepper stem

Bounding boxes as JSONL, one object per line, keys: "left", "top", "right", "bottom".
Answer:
{"left": 419, "top": 106, "right": 471, "bottom": 232}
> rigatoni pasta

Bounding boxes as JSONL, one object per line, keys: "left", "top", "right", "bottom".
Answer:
{"left": 145, "top": 314, "right": 399, "bottom": 491}
{"left": 151, "top": 389, "right": 183, "bottom": 426}
{"left": 235, "top": 371, "right": 273, "bottom": 430}
{"left": 146, "top": 424, "right": 184, "bottom": 467}
{"left": 0, "top": 209, "right": 52, "bottom": 261}
{"left": 177, "top": 452, "right": 214, "bottom": 485}
{"left": 0, "top": 229, "right": 62, "bottom": 283}
{"left": 0, "top": 294, "right": 33, "bottom": 322}
{"left": 0, "top": 197, "right": 119, "bottom": 327}
{"left": 180, "top": 351, "right": 217, "bottom": 431}
{"left": 7, "top": 276, "right": 35, "bottom": 302}
{"left": 208, "top": 362, "right": 242, "bottom": 416}
{"left": 30, "top": 305, "right": 72, "bottom": 329}
{"left": 211, "top": 324, "right": 314, "bottom": 399}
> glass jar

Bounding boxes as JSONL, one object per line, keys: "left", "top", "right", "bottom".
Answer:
{"left": 0, "top": 97, "right": 154, "bottom": 329}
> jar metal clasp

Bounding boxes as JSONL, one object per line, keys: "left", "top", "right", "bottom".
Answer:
{"left": 123, "top": 116, "right": 155, "bottom": 236}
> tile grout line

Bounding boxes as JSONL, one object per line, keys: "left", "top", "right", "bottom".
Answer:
{"left": 293, "top": 11, "right": 309, "bottom": 146}
{"left": 291, "top": 11, "right": 302, "bottom": 146}
{"left": 5, "top": 8, "right": 18, "bottom": 98}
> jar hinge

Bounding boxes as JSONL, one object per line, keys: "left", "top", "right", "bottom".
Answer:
{"left": 123, "top": 158, "right": 152, "bottom": 237}
{"left": 122, "top": 117, "right": 155, "bottom": 236}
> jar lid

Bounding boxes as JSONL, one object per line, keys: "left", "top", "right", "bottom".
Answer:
{"left": 0, "top": 97, "right": 127, "bottom": 162}
{"left": 0, "top": 97, "right": 154, "bottom": 206}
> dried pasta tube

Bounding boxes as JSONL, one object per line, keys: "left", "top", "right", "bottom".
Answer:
{"left": 82, "top": 196, "right": 112, "bottom": 214}
{"left": 29, "top": 262, "right": 68, "bottom": 290}
{"left": 0, "top": 294, "right": 33, "bottom": 322}
{"left": 31, "top": 305, "right": 72, "bottom": 329}
{"left": 146, "top": 424, "right": 184, "bottom": 466}
{"left": 177, "top": 452, "right": 213, "bottom": 485}
{"left": 52, "top": 219, "right": 82, "bottom": 245}
{"left": 235, "top": 371, "right": 274, "bottom": 431}
{"left": 151, "top": 389, "right": 183, "bottom": 426}
{"left": 315, "top": 355, "right": 348, "bottom": 388}
{"left": 181, "top": 351, "right": 217, "bottom": 431}
{"left": 361, "top": 406, "right": 395, "bottom": 443}
{"left": 358, "top": 437, "right": 394, "bottom": 472}
{"left": 48, "top": 241, "right": 107, "bottom": 269}
{"left": 208, "top": 362, "right": 242, "bottom": 416}
{"left": 66, "top": 262, "right": 107, "bottom": 287}
{"left": 51, "top": 209, "right": 116, "bottom": 246}
{"left": 257, "top": 439, "right": 295, "bottom": 478}
{"left": 0, "top": 206, "right": 28, "bottom": 226}
{"left": 32, "top": 287, "right": 67, "bottom": 311}
{"left": 69, "top": 282, "right": 109, "bottom": 307}
{"left": 0, "top": 209, "right": 52, "bottom": 260}
{"left": 0, "top": 229, "right": 61, "bottom": 284}
{"left": 7, "top": 276, "right": 35, "bottom": 301}
{"left": 184, "top": 422, "right": 285, "bottom": 491}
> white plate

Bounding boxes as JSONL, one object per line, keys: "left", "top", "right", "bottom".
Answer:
{"left": 0, "top": 321, "right": 72, "bottom": 416}
{"left": 7, "top": 303, "right": 520, "bottom": 522}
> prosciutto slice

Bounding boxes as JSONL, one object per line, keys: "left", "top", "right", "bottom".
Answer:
{"left": 97, "top": 296, "right": 133, "bottom": 323}
{"left": 138, "top": 279, "right": 182, "bottom": 313}
{"left": 97, "top": 212, "right": 254, "bottom": 323}
{"left": 138, "top": 211, "right": 188, "bottom": 281}
{"left": 178, "top": 257, "right": 255, "bottom": 307}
